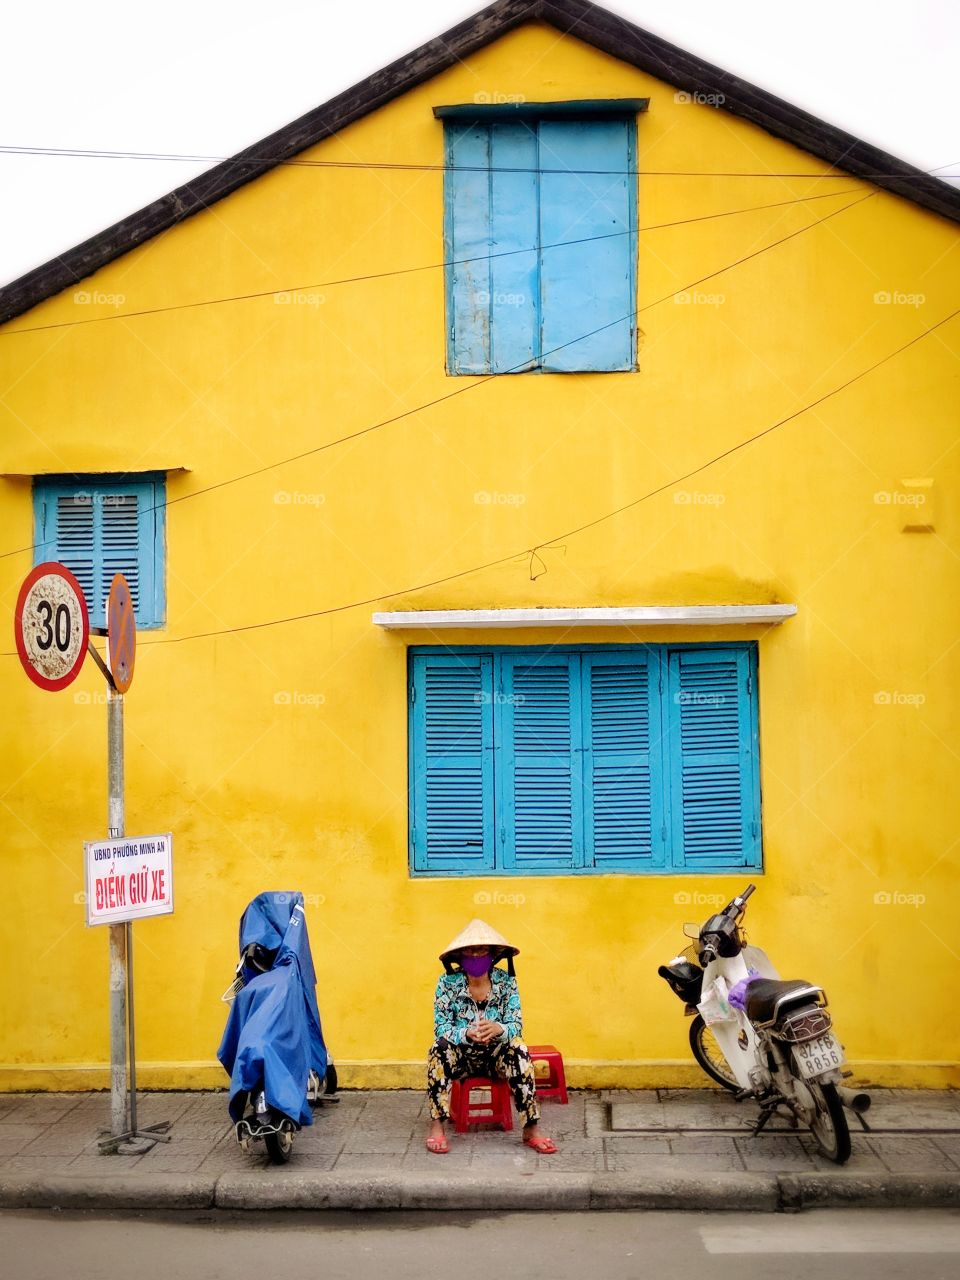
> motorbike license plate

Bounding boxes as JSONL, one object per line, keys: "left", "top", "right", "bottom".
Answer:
{"left": 794, "top": 1032, "right": 844, "bottom": 1078}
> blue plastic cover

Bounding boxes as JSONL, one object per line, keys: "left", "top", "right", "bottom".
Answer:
{"left": 217, "top": 892, "right": 329, "bottom": 1126}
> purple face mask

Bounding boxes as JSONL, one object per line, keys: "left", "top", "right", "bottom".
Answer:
{"left": 460, "top": 953, "right": 492, "bottom": 977}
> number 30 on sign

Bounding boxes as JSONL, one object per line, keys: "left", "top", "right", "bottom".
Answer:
{"left": 14, "top": 562, "right": 90, "bottom": 691}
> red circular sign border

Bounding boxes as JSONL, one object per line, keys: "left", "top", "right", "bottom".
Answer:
{"left": 14, "top": 562, "right": 91, "bottom": 692}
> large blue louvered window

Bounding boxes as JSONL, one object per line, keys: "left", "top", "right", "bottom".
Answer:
{"left": 409, "top": 645, "right": 761, "bottom": 875}
{"left": 33, "top": 474, "right": 166, "bottom": 629}
{"left": 443, "top": 114, "right": 637, "bottom": 374}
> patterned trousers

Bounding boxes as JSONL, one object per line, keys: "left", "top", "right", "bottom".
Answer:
{"left": 427, "top": 1036, "right": 540, "bottom": 1126}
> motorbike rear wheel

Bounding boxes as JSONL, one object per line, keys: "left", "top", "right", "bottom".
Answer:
{"left": 806, "top": 1080, "right": 851, "bottom": 1164}
{"left": 265, "top": 1128, "right": 294, "bottom": 1164}
{"left": 689, "top": 1014, "right": 740, "bottom": 1093}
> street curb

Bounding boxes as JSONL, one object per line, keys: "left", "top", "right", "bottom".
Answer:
{"left": 778, "top": 1173, "right": 960, "bottom": 1211}
{"left": 214, "top": 1172, "right": 595, "bottom": 1211}
{"left": 1, "top": 1171, "right": 958, "bottom": 1213}
{"left": 0, "top": 1173, "right": 216, "bottom": 1210}
{"left": 589, "top": 1172, "right": 780, "bottom": 1211}
{"left": 215, "top": 1173, "right": 404, "bottom": 1211}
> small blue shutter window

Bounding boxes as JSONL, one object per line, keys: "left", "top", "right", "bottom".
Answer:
{"left": 410, "top": 653, "right": 495, "bottom": 873}
{"left": 582, "top": 650, "right": 664, "bottom": 870}
{"left": 444, "top": 116, "right": 636, "bottom": 374}
{"left": 665, "top": 647, "right": 761, "bottom": 869}
{"left": 51, "top": 493, "right": 96, "bottom": 609}
{"left": 99, "top": 493, "right": 142, "bottom": 615}
{"left": 498, "top": 653, "right": 582, "bottom": 871}
{"left": 34, "top": 475, "right": 165, "bottom": 629}
{"left": 538, "top": 120, "right": 635, "bottom": 371}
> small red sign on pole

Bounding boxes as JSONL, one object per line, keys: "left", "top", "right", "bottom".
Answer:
{"left": 14, "top": 562, "right": 90, "bottom": 691}
{"left": 107, "top": 573, "right": 136, "bottom": 693}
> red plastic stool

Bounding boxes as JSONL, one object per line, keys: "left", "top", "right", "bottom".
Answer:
{"left": 451, "top": 1077, "right": 513, "bottom": 1133}
{"left": 528, "top": 1045, "right": 569, "bottom": 1104}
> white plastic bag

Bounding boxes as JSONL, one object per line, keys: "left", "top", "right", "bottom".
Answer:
{"left": 697, "top": 975, "right": 737, "bottom": 1026}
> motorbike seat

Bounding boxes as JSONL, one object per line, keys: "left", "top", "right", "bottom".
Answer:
{"left": 745, "top": 978, "right": 821, "bottom": 1024}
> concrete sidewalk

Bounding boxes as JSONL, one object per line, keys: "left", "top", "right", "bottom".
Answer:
{"left": 0, "top": 1088, "right": 958, "bottom": 1212}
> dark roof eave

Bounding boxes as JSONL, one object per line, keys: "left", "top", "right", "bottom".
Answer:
{"left": 1, "top": 0, "right": 957, "bottom": 326}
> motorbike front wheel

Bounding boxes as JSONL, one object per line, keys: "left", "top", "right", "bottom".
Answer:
{"left": 264, "top": 1128, "right": 294, "bottom": 1164}
{"left": 805, "top": 1080, "right": 851, "bottom": 1164}
{"left": 689, "top": 1015, "right": 740, "bottom": 1093}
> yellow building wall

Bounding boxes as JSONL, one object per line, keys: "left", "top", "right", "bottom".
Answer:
{"left": 1, "top": 23, "right": 958, "bottom": 1090}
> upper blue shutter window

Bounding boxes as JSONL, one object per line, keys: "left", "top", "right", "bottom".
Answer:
{"left": 33, "top": 474, "right": 166, "bottom": 629}
{"left": 443, "top": 113, "right": 638, "bottom": 374}
{"left": 409, "top": 644, "right": 761, "bottom": 876}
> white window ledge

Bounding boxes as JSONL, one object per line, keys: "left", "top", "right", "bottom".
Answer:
{"left": 372, "top": 605, "right": 797, "bottom": 629}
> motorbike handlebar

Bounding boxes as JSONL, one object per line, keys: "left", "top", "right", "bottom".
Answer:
{"left": 725, "top": 883, "right": 756, "bottom": 916}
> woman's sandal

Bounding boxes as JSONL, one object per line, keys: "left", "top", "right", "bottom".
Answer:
{"left": 425, "top": 1134, "right": 449, "bottom": 1155}
{"left": 523, "top": 1133, "right": 558, "bottom": 1154}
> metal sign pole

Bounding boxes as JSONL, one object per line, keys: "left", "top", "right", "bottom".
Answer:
{"left": 107, "top": 686, "right": 129, "bottom": 1139}
{"left": 126, "top": 918, "right": 138, "bottom": 1135}
{"left": 95, "top": 633, "right": 171, "bottom": 1155}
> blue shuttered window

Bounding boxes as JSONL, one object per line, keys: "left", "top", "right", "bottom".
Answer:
{"left": 665, "top": 647, "right": 760, "bottom": 870}
{"left": 444, "top": 117, "right": 636, "bottom": 374}
{"left": 409, "top": 645, "right": 761, "bottom": 876}
{"left": 582, "top": 650, "right": 664, "bottom": 872}
{"left": 410, "top": 653, "right": 496, "bottom": 873}
{"left": 33, "top": 474, "right": 166, "bottom": 628}
{"left": 500, "top": 652, "right": 582, "bottom": 871}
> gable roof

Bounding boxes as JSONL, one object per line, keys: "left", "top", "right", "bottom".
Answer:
{"left": 3, "top": 0, "right": 958, "bottom": 326}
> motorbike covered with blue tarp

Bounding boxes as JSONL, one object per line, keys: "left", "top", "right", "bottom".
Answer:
{"left": 218, "top": 892, "right": 333, "bottom": 1137}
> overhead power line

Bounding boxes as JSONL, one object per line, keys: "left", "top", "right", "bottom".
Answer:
{"left": 0, "top": 189, "right": 874, "bottom": 567}
{"left": 0, "top": 142, "right": 954, "bottom": 181}
{"left": 1, "top": 188, "right": 860, "bottom": 338}
{"left": 134, "top": 301, "right": 959, "bottom": 647}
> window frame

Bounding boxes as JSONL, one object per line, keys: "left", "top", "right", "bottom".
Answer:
{"left": 408, "top": 642, "right": 762, "bottom": 877}
{"left": 441, "top": 110, "right": 639, "bottom": 376}
{"left": 32, "top": 472, "right": 167, "bottom": 630}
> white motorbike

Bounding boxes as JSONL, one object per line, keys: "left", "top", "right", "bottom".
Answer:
{"left": 659, "top": 884, "right": 869, "bottom": 1164}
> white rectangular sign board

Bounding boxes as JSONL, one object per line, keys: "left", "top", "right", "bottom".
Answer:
{"left": 83, "top": 833, "right": 174, "bottom": 926}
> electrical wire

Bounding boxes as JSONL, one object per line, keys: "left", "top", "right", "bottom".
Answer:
{"left": 1, "top": 188, "right": 860, "bottom": 338}
{"left": 132, "top": 300, "right": 959, "bottom": 647}
{"left": 0, "top": 188, "right": 874, "bottom": 567}
{"left": 0, "top": 143, "right": 956, "bottom": 182}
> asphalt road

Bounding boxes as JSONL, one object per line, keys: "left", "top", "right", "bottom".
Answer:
{"left": 2, "top": 1208, "right": 959, "bottom": 1279}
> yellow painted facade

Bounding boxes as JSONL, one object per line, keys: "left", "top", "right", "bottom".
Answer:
{"left": 1, "top": 22, "right": 958, "bottom": 1091}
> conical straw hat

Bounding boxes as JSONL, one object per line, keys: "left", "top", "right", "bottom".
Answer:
{"left": 439, "top": 917, "right": 519, "bottom": 963}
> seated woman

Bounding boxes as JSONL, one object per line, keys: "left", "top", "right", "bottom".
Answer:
{"left": 426, "top": 918, "right": 557, "bottom": 1155}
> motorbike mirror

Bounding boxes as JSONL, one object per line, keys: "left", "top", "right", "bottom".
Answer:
{"left": 682, "top": 922, "right": 700, "bottom": 939}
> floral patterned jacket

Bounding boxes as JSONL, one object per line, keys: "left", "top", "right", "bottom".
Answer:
{"left": 433, "top": 967, "right": 524, "bottom": 1046}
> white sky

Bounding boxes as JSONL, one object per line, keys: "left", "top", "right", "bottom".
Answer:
{"left": 0, "top": 0, "right": 957, "bottom": 286}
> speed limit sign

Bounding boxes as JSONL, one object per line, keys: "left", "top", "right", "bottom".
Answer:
{"left": 14, "top": 562, "right": 90, "bottom": 691}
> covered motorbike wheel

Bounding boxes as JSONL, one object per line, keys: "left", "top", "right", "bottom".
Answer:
{"left": 265, "top": 1128, "right": 294, "bottom": 1164}
{"left": 806, "top": 1080, "right": 851, "bottom": 1164}
{"left": 689, "top": 1015, "right": 740, "bottom": 1093}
